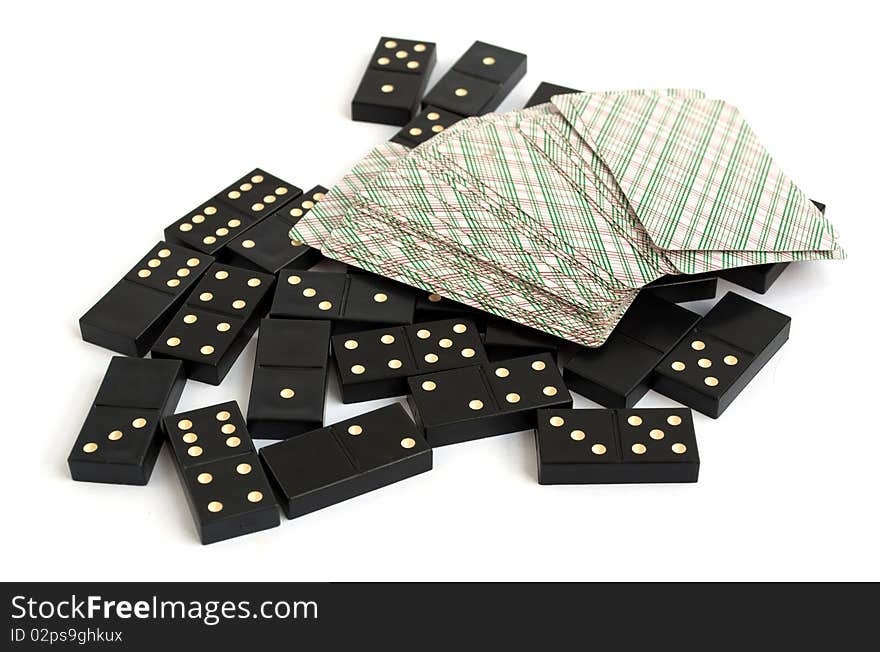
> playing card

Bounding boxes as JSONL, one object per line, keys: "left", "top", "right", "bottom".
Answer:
{"left": 552, "top": 92, "right": 843, "bottom": 254}
{"left": 288, "top": 86, "right": 845, "bottom": 348}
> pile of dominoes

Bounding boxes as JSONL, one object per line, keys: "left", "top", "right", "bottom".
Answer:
{"left": 71, "top": 38, "right": 844, "bottom": 544}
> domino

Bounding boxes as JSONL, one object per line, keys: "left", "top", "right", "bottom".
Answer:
{"left": 164, "top": 200, "right": 257, "bottom": 258}
{"left": 166, "top": 402, "right": 256, "bottom": 467}
{"left": 717, "top": 201, "right": 826, "bottom": 293}
{"left": 163, "top": 169, "right": 302, "bottom": 260}
{"left": 259, "top": 403, "right": 432, "bottom": 519}
{"left": 213, "top": 168, "right": 301, "bottom": 220}
{"left": 367, "top": 36, "right": 436, "bottom": 75}
{"left": 653, "top": 292, "right": 792, "bottom": 418}
{"left": 535, "top": 408, "right": 699, "bottom": 484}
{"left": 352, "top": 37, "right": 437, "bottom": 125}
{"left": 226, "top": 185, "right": 327, "bottom": 274}
{"left": 564, "top": 293, "right": 700, "bottom": 408}
{"left": 403, "top": 319, "right": 488, "bottom": 371}
{"left": 523, "top": 81, "right": 581, "bottom": 108}
{"left": 164, "top": 401, "right": 279, "bottom": 544}
{"left": 151, "top": 263, "right": 275, "bottom": 385}
{"left": 390, "top": 106, "right": 465, "bottom": 148}
{"left": 80, "top": 241, "right": 214, "bottom": 356}
{"left": 270, "top": 271, "right": 417, "bottom": 331}
{"left": 333, "top": 326, "right": 415, "bottom": 403}
{"left": 68, "top": 357, "right": 185, "bottom": 485}
{"left": 643, "top": 273, "right": 719, "bottom": 303}
{"left": 484, "top": 318, "right": 562, "bottom": 362}
{"left": 247, "top": 319, "right": 331, "bottom": 438}
{"left": 407, "top": 353, "right": 572, "bottom": 446}
{"left": 333, "top": 318, "right": 488, "bottom": 403}
{"left": 413, "top": 291, "right": 489, "bottom": 330}
{"left": 423, "top": 41, "right": 527, "bottom": 116}
{"left": 271, "top": 270, "right": 346, "bottom": 320}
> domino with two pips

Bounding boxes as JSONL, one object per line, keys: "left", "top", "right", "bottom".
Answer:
{"left": 390, "top": 106, "right": 466, "bottom": 148}
{"left": 164, "top": 401, "right": 279, "bottom": 544}
{"left": 535, "top": 407, "right": 699, "bottom": 484}
{"left": 259, "top": 403, "right": 432, "bottom": 520}
{"left": 68, "top": 357, "right": 186, "bottom": 485}
{"left": 423, "top": 41, "right": 527, "bottom": 116}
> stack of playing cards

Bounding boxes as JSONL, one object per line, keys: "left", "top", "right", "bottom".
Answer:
{"left": 290, "top": 89, "right": 844, "bottom": 347}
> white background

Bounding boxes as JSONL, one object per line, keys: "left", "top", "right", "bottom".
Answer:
{"left": 2, "top": 0, "right": 878, "bottom": 581}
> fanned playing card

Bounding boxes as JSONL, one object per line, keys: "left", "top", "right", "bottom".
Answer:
{"left": 291, "top": 88, "right": 845, "bottom": 346}
{"left": 552, "top": 92, "right": 843, "bottom": 255}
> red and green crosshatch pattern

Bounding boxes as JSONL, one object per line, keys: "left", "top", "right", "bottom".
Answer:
{"left": 290, "top": 89, "right": 845, "bottom": 347}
